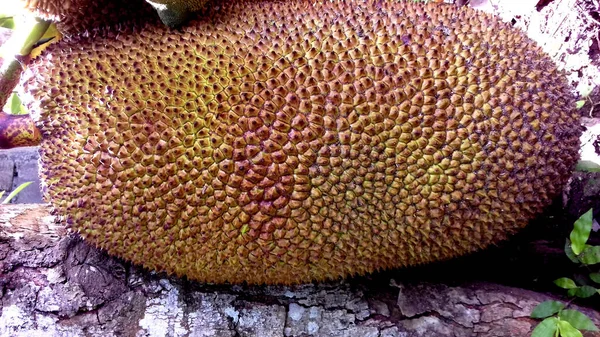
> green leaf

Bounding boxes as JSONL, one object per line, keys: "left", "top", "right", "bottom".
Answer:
{"left": 0, "top": 17, "right": 15, "bottom": 29}
{"left": 240, "top": 224, "right": 249, "bottom": 235}
{"left": 531, "top": 301, "right": 565, "bottom": 319}
{"left": 565, "top": 239, "right": 580, "bottom": 263}
{"left": 569, "top": 285, "right": 598, "bottom": 298}
{"left": 589, "top": 273, "right": 600, "bottom": 284}
{"left": 557, "top": 319, "right": 583, "bottom": 337}
{"left": 579, "top": 246, "right": 600, "bottom": 265}
{"left": 9, "top": 92, "right": 21, "bottom": 115}
{"left": 570, "top": 209, "right": 594, "bottom": 255}
{"left": 1, "top": 182, "right": 32, "bottom": 204}
{"left": 0, "top": 191, "right": 4, "bottom": 199}
{"left": 576, "top": 100, "right": 586, "bottom": 109}
{"left": 560, "top": 309, "right": 599, "bottom": 331}
{"left": 576, "top": 161, "right": 600, "bottom": 173}
{"left": 2, "top": 92, "right": 27, "bottom": 115}
{"left": 531, "top": 317, "right": 558, "bottom": 337}
{"left": 555, "top": 277, "right": 578, "bottom": 289}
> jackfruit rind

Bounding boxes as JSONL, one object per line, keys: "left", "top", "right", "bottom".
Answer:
{"left": 24, "top": 0, "right": 581, "bottom": 284}
{"left": 0, "top": 112, "right": 41, "bottom": 148}
{"left": 19, "top": 0, "right": 156, "bottom": 34}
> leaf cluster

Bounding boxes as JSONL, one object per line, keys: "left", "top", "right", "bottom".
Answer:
{"left": 531, "top": 209, "right": 599, "bottom": 337}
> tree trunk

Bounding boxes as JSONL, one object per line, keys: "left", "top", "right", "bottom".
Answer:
{"left": 1, "top": 204, "right": 599, "bottom": 337}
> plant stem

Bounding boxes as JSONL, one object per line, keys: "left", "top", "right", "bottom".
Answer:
{"left": 0, "top": 59, "right": 21, "bottom": 110}
{"left": 0, "top": 16, "right": 50, "bottom": 108}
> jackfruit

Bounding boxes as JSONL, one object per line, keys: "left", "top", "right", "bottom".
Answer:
{"left": 0, "top": 112, "right": 41, "bottom": 148}
{"left": 22, "top": 0, "right": 581, "bottom": 284}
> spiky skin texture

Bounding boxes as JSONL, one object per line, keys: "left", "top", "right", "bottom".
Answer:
{"left": 0, "top": 112, "right": 41, "bottom": 149}
{"left": 24, "top": 0, "right": 581, "bottom": 284}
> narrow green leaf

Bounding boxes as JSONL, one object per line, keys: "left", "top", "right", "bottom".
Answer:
{"left": 565, "top": 239, "right": 580, "bottom": 263}
{"left": 0, "top": 191, "right": 4, "bottom": 199}
{"left": 570, "top": 285, "right": 598, "bottom": 298}
{"left": 570, "top": 209, "right": 594, "bottom": 255}
{"left": 531, "top": 301, "right": 565, "bottom": 319}
{"left": 579, "top": 246, "right": 600, "bottom": 265}
{"left": 1, "top": 182, "right": 32, "bottom": 204}
{"left": 240, "top": 224, "right": 249, "bottom": 235}
{"left": 575, "top": 161, "right": 600, "bottom": 173}
{"left": 560, "top": 309, "right": 599, "bottom": 331}
{"left": 0, "top": 17, "right": 15, "bottom": 29}
{"left": 590, "top": 273, "right": 600, "bottom": 284}
{"left": 557, "top": 319, "right": 583, "bottom": 337}
{"left": 576, "top": 100, "right": 586, "bottom": 109}
{"left": 555, "top": 277, "right": 578, "bottom": 289}
{"left": 531, "top": 317, "right": 558, "bottom": 337}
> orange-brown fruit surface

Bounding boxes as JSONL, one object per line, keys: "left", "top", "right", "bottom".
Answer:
{"left": 23, "top": 0, "right": 581, "bottom": 284}
{"left": 0, "top": 112, "right": 41, "bottom": 148}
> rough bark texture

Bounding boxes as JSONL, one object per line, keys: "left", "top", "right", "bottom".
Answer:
{"left": 1, "top": 204, "right": 600, "bottom": 337}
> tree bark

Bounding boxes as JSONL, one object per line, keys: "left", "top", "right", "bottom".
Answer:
{"left": 1, "top": 204, "right": 599, "bottom": 337}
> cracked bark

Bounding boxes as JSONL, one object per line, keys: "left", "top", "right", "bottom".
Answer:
{"left": 2, "top": 204, "right": 600, "bottom": 337}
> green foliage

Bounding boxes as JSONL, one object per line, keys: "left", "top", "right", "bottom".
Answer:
{"left": 575, "top": 161, "right": 600, "bottom": 173}
{"left": 570, "top": 209, "right": 593, "bottom": 255}
{"left": 576, "top": 85, "right": 596, "bottom": 117}
{"left": 589, "top": 272, "right": 600, "bottom": 284}
{"left": 557, "top": 320, "right": 582, "bottom": 337}
{"left": 554, "top": 277, "right": 577, "bottom": 289}
{"left": 531, "top": 301, "right": 565, "bottom": 318}
{"left": 532, "top": 317, "right": 558, "bottom": 337}
{"left": 0, "top": 16, "right": 15, "bottom": 29}
{"left": 4, "top": 92, "right": 29, "bottom": 115}
{"left": 531, "top": 209, "right": 599, "bottom": 337}
{"left": 564, "top": 240, "right": 580, "bottom": 263}
{"left": 578, "top": 246, "right": 600, "bottom": 265}
{"left": 567, "top": 285, "right": 597, "bottom": 298}
{"left": 560, "top": 310, "right": 598, "bottom": 331}
{"left": 0, "top": 181, "right": 32, "bottom": 204}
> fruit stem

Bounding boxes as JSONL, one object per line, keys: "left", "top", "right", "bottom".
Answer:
{"left": 0, "top": 16, "right": 50, "bottom": 108}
